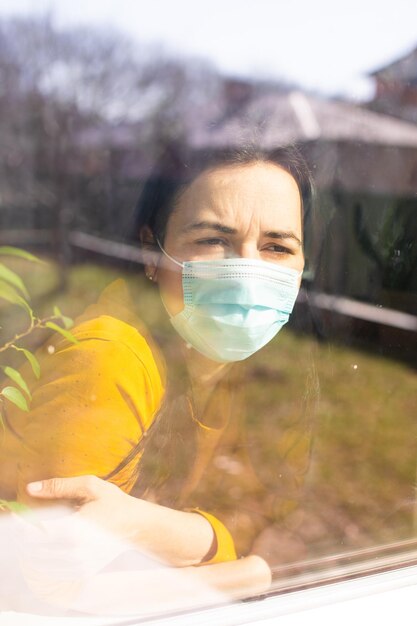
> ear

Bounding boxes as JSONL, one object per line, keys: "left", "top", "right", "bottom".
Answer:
{"left": 139, "top": 226, "right": 159, "bottom": 282}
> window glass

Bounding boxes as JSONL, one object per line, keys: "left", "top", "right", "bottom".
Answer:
{"left": 0, "top": 0, "right": 416, "bottom": 618}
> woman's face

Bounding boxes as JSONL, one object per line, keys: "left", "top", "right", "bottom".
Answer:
{"left": 153, "top": 161, "right": 304, "bottom": 316}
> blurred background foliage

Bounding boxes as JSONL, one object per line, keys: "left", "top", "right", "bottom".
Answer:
{"left": 0, "top": 14, "right": 221, "bottom": 240}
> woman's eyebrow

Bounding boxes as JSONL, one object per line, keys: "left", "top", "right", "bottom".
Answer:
{"left": 263, "top": 231, "right": 302, "bottom": 246}
{"left": 184, "top": 222, "right": 302, "bottom": 245}
{"left": 184, "top": 221, "right": 238, "bottom": 235}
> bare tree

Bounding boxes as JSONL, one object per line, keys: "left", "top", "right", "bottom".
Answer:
{"left": 0, "top": 15, "right": 222, "bottom": 253}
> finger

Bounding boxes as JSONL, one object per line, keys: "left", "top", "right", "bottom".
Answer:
{"left": 26, "top": 475, "right": 98, "bottom": 502}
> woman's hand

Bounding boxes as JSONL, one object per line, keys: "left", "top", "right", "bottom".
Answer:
{"left": 27, "top": 475, "right": 140, "bottom": 543}
{"left": 22, "top": 477, "right": 270, "bottom": 613}
{"left": 26, "top": 475, "right": 215, "bottom": 567}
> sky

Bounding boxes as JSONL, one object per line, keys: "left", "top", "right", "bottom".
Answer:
{"left": 1, "top": 0, "right": 417, "bottom": 99}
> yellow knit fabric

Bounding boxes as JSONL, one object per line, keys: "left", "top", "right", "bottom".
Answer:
{"left": 0, "top": 280, "right": 236, "bottom": 565}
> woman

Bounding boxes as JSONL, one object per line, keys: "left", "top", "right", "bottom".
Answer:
{"left": 0, "top": 143, "right": 314, "bottom": 607}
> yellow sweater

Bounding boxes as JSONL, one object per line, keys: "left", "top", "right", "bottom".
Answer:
{"left": 0, "top": 280, "right": 236, "bottom": 565}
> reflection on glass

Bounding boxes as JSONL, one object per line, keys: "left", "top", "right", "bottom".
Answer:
{"left": 0, "top": 8, "right": 416, "bottom": 619}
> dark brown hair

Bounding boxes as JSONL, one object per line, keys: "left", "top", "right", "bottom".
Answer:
{"left": 135, "top": 142, "right": 314, "bottom": 245}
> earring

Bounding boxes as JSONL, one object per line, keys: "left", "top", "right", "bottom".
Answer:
{"left": 146, "top": 273, "right": 153, "bottom": 281}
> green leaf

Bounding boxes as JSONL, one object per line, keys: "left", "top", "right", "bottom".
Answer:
{"left": 1, "top": 386, "right": 29, "bottom": 411}
{"left": 0, "top": 263, "right": 30, "bottom": 299}
{"left": 12, "top": 347, "right": 41, "bottom": 379}
{"left": 0, "top": 499, "right": 30, "bottom": 514}
{"left": 0, "top": 246, "right": 43, "bottom": 263}
{"left": 61, "top": 315, "right": 73, "bottom": 329}
{"left": 2, "top": 366, "right": 31, "bottom": 399}
{"left": 0, "top": 279, "right": 33, "bottom": 316}
{"left": 45, "top": 321, "right": 79, "bottom": 344}
{"left": 53, "top": 306, "right": 73, "bottom": 329}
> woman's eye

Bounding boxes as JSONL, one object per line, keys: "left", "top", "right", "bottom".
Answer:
{"left": 264, "top": 244, "right": 293, "bottom": 255}
{"left": 196, "top": 238, "right": 227, "bottom": 247}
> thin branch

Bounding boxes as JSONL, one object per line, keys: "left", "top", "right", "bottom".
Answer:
{"left": 0, "top": 315, "right": 62, "bottom": 354}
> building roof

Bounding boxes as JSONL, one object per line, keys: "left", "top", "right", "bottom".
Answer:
{"left": 370, "top": 46, "right": 417, "bottom": 82}
{"left": 190, "top": 90, "right": 417, "bottom": 150}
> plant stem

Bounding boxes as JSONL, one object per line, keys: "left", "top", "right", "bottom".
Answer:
{"left": 0, "top": 316, "right": 61, "bottom": 354}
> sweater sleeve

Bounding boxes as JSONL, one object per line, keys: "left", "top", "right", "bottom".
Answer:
{"left": 9, "top": 315, "right": 164, "bottom": 502}
{"left": 191, "top": 509, "right": 237, "bottom": 565}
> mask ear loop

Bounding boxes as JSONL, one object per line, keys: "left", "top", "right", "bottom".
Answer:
{"left": 154, "top": 237, "right": 186, "bottom": 320}
{"left": 155, "top": 237, "right": 184, "bottom": 269}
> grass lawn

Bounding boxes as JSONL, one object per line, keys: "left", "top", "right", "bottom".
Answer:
{"left": 1, "top": 257, "right": 416, "bottom": 561}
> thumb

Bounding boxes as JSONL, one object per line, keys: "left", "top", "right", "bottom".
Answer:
{"left": 26, "top": 476, "right": 96, "bottom": 502}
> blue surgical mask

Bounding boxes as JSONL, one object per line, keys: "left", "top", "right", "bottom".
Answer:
{"left": 156, "top": 242, "right": 302, "bottom": 363}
